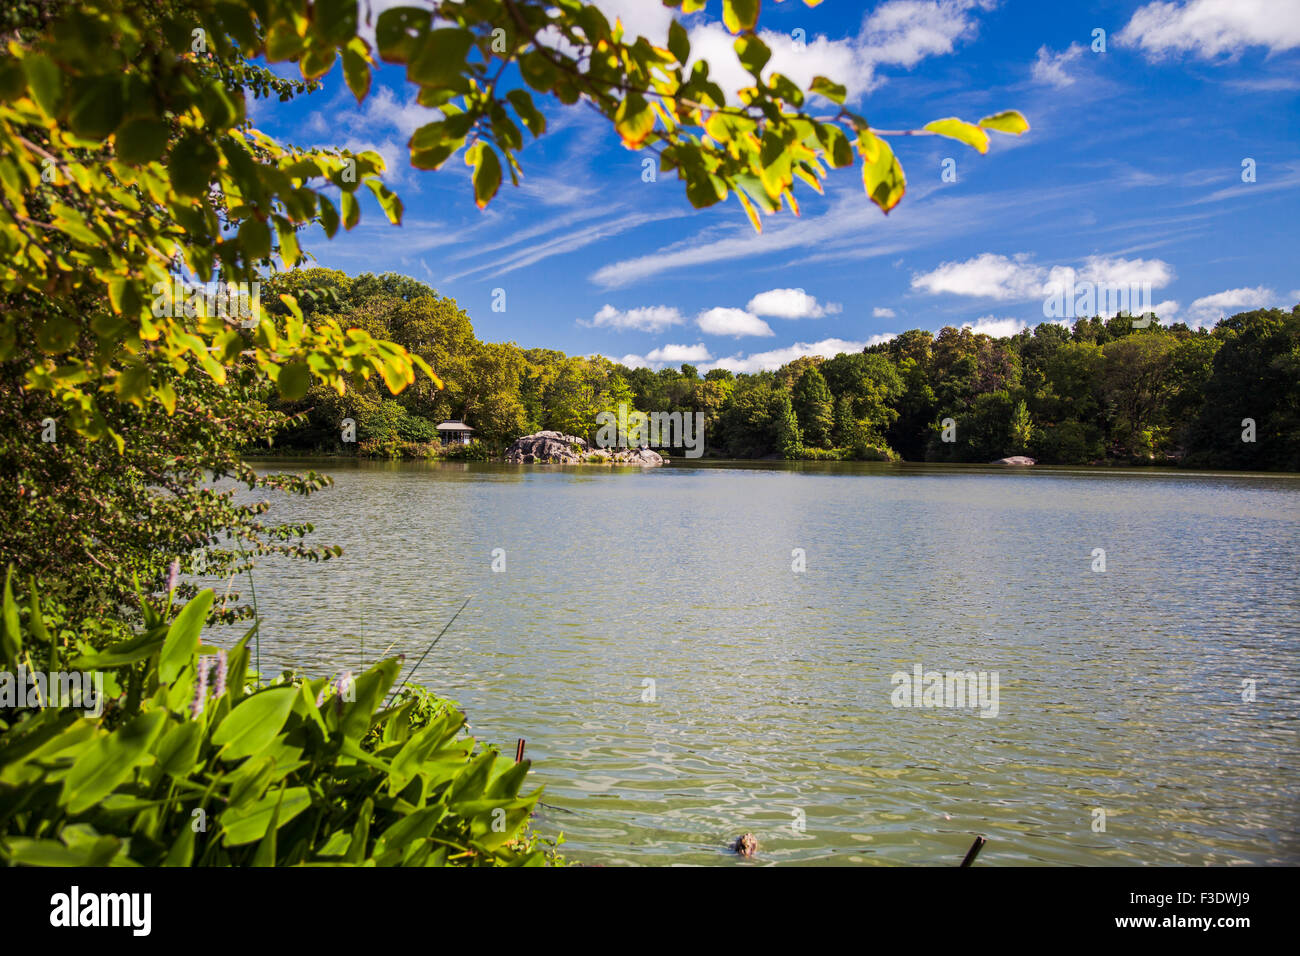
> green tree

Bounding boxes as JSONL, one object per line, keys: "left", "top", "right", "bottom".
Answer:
{"left": 772, "top": 388, "right": 802, "bottom": 459}
{"left": 792, "top": 366, "right": 834, "bottom": 447}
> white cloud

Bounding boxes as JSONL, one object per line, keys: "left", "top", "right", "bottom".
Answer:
{"left": 696, "top": 307, "right": 775, "bottom": 338}
{"left": 1186, "top": 285, "right": 1277, "bottom": 326}
{"left": 911, "top": 253, "right": 1045, "bottom": 300}
{"left": 684, "top": 0, "right": 996, "bottom": 103}
{"left": 1288, "top": 289, "right": 1300, "bottom": 302}
{"left": 1031, "top": 43, "right": 1085, "bottom": 87}
{"left": 686, "top": 23, "right": 871, "bottom": 102}
{"left": 961, "top": 316, "right": 1027, "bottom": 337}
{"left": 861, "top": 0, "right": 995, "bottom": 69}
{"left": 913, "top": 253, "right": 1176, "bottom": 309}
{"left": 745, "top": 288, "right": 842, "bottom": 319}
{"left": 613, "top": 343, "right": 714, "bottom": 370}
{"left": 706, "top": 335, "right": 895, "bottom": 374}
{"left": 873, "top": 307, "right": 897, "bottom": 318}
{"left": 1118, "top": 0, "right": 1300, "bottom": 59}
{"left": 647, "top": 343, "right": 713, "bottom": 363}
{"left": 1152, "top": 299, "right": 1181, "bottom": 320}
{"left": 581, "top": 304, "right": 685, "bottom": 333}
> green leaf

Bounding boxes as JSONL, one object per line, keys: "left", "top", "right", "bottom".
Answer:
{"left": 114, "top": 360, "right": 150, "bottom": 404}
{"left": 35, "top": 315, "right": 80, "bottom": 354}
{"left": 735, "top": 35, "right": 770, "bottom": 77}
{"left": 159, "top": 590, "right": 213, "bottom": 685}
{"left": 614, "top": 92, "right": 655, "bottom": 148}
{"left": 220, "top": 785, "right": 310, "bottom": 845}
{"left": 668, "top": 19, "right": 691, "bottom": 63}
{"left": 68, "top": 629, "right": 164, "bottom": 669}
{"left": 408, "top": 28, "right": 473, "bottom": 88}
{"left": 341, "top": 190, "right": 360, "bottom": 230}
{"left": 277, "top": 360, "right": 312, "bottom": 400}
{"left": 212, "top": 686, "right": 297, "bottom": 761}
{"left": 155, "top": 720, "right": 203, "bottom": 777}
{"left": 810, "top": 76, "right": 847, "bottom": 104}
{"left": 1, "top": 567, "right": 21, "bottom": 667}
{"left": 365, "top": 178, "right": 404, "bottom": 225}
{"left": 923, "top": 117, "right": 989, "bottom": 154}
{"left": 314, "top": 0, "right": 359, "bottom": 45}
{"left": 341, "top": 46, "right": 371, "bottom": 102}
{"left": 519, "top": 50, "right": 557, "bottom": 92}
{"left": 375, "top": 6, "right": 432, "bottom": 64}
{"left": 239, "top": 217, "right": 272, "bottom": 261}
{"left": 978, "top": 110, "right": 1030, "bottom": 135}
{"left": 162, "top": 822, "right": 196, "bottom": 867}
{"left": 465, "top": 143, "right": 502, "bottom": 210}
{"left": 114, "top": 117, "right": 170, "bottom": 164}
{"left": 723, "top": 0, "right": 760, "bottom": 34}
{"left": 21, "top": 54, "right": 63, "bottom": 118}
{"left": 317, "top": 194, "right": 340, "bottom": 238}
{"left": 506, "top": 89, "right": 546, "bottom": 137}
{"left": 250, "top": 785, "right": 285, "bottom": 866}
{"left": 60, "top": 711, "right": 167, "bottom": 815}
{"left": 859, "top": 130, "right": 906, "bottom": 214}
{"left": 301, "top": 45, "right": 337, "bottom": 81}
{"left": 821, "top": 124, "right": 853, "bottom": 169}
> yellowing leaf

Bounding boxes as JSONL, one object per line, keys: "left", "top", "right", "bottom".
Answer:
{"left": 923, "top": 117, "right": 989, "bottom": 154}
{"left": 465, "top": 143, "right": 502, "bottom": 209}
{"left": 614, "top": 92, "right": 655, "bottom": 148}
{"left": 860, "top": 131, "right": 905, "bottom": 214}
{"left": 978, "top": 110, "right": 1030, "bottom": 135}
{"left": 723, "top": 0, "right": 760, "bottom": 34}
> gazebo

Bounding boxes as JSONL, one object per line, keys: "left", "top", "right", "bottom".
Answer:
{"left": 435, "top": 420, "right": 475, "bottom": 446}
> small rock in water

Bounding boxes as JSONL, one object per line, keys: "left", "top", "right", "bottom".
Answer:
{"left": 732, "top": 833, "right": 758, "bottom": 858}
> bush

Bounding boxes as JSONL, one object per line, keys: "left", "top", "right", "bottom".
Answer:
{"left": 0, "top": 576, "right": 561, "bottom": 867}
{"left": 395, "top": 415, "right": 440, "bottom": 444}
{"left": 846, "top": 441, "right": 895, "bottom": 462}
{"left": 441, "top": 441, "right": 493, "bottom": 461}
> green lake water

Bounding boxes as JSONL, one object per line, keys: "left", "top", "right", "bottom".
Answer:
{"left": 222, "top": 459, "right": 1300, "bottom": 866}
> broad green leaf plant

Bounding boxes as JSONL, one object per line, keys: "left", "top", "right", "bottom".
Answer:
{"left": 0, "top": 0, "right": 1027, "bottom": 448}
{"left": 0, "top": 573, "right": 554, "bottom": 866}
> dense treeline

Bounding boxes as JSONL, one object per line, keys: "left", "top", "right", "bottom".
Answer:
{"left": 267, "top": 270, "right": 1300, "bottom": 471}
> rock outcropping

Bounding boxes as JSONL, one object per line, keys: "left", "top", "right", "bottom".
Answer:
{"left": 992, "top": 455, "right": 1036, "bottom": 465}
{"left": 503, "top": 431, "right": 664, "bottom": 465}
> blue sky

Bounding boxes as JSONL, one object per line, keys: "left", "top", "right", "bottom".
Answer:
{"left": 253, "top": 0, "right": 1300, "bottom": 373}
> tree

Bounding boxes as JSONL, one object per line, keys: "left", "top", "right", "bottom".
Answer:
{"left": 772, "top": 388, "right": 802, "bottom": 459}
{"left": 1184, "top": 308, "right": 1300, "bottom": 470}
{"left": 1, "top": 0, "right": 1027, "bottom": 449}
{"left": 792, "top": 366, "right": 834, "bottom": 447}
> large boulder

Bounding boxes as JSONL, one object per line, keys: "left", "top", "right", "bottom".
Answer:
{"left": 504, "top": 431, "right": 588, "bottom": 463}
{"left": 503, "top": 431, "right": 664, "bottom": 465}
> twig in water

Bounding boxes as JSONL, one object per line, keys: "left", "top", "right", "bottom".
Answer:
{"left": 959, "top": 835, "right": 987, "bottom": 867}
{"left": 385, "top": 596, "right": 472, "bottom": 708}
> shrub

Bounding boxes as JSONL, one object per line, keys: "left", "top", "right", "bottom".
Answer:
{"left": 0, "top": 576, "right": 560, "bottom": 867}
{"left": 395, "top": 415, "right": 440, "bottom": 444}
{"left": 441, "top": 441, "right": 493, "bottom": 462}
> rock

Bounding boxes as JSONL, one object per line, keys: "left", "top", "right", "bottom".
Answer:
{"left": 503, "top": 431, "right": 664, "bottom": 466}
{"left": 992, "top": 455, "right": 1036, "bottom": 466}
{"left": 503, "top": 431, "right": 588, "bottom": 463}
{"left": 732, "top": 833, "right": 758, "bottom": 858}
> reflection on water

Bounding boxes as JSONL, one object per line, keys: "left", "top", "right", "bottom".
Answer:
{"left": 216, "top": 460, "right": 1300, "bottom": 865}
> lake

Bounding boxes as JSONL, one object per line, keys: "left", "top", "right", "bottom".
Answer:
{"left": 220, "top": 459, "right": 1300, "bottom": 866}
